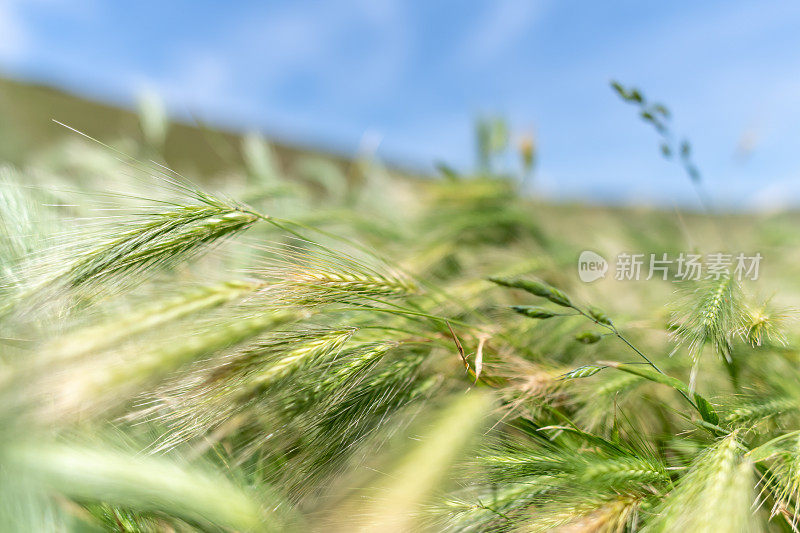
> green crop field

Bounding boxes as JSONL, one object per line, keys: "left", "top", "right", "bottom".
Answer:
{"left": 2, "top": 78, "right": 800, "bottom": 532}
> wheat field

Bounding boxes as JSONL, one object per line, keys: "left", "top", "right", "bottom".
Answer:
{"left": 1, "top": 83, "right": 800, "bottom": 532}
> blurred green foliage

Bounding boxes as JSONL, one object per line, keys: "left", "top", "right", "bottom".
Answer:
{"left": 0, "top": 77, "right": 799, "bottom": 532}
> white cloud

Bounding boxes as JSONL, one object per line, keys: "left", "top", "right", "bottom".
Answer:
{"left": 121, "top": 0, "right": 412, "bottom": 132}
{"left": 232, "top": 0, "right": 409, "bottom": 99}
{"left": 462, "top": 0, "right": 547, "bottom": 66}
{"left": 169, "top": 52, "right": 230, "bottom": 104}
{"left": 127, "top": 50, "right": 234, "bottom": 125}
{"left": 0, "top": 0, "right": 99, "bottom": 66}
{"left": 0, "top": 0, "right": 29, "bottom": 63}
{"left": 748, "top": 177, "right": 800, "bottom": 212}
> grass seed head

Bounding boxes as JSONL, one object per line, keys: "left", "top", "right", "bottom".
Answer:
{"left": 489, "top": 275, "right": 573, "bottom": 307}
{"left": 575, "top": 331, "right": 603, "bottom": 344}
{"left": 512, "top": 305, "right": 559, "bottom": 319}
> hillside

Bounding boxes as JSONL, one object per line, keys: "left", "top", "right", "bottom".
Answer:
{"left": 0, "top": 76, "right": 357, "bottom": 178}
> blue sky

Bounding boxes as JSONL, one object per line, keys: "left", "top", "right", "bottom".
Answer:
{"left": 2, "top": 0, "right": 800, "bottom": 209}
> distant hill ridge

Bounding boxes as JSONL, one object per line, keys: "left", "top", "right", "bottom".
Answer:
{"left": 0, "top": 76, "right": 359, "bottom": 178}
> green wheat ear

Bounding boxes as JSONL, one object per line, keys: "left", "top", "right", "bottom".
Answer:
{"left": 41, "top": 309, "right": 297, "bottom": 418}
{"left": 258, "top": 240, "right": 419, "bottom": 306}
{"left": 45, "top": 280, "right": 263, "bottom": 361}
{"left": 670, "top": 276, "right": 745, "bottom": 363}
{"left": 669, "top": 276, "right": 748, "bottom": 391}
{"left": 330, "top": 391, "right": 493, "bottom": 531}
{"left": 240, "top": 328, "right": 355, "bottom": 396}
{"left": 61, "top": 203, "right": 258, "bottom": 289}
{"left": 742, "top": 299, "right": 793, "bottom": 347}
{"left": 4, "top": 198, "right": 261, "bottom": 319}
{"left": 644, "top": 433, "right": 756, "bottom": 533}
